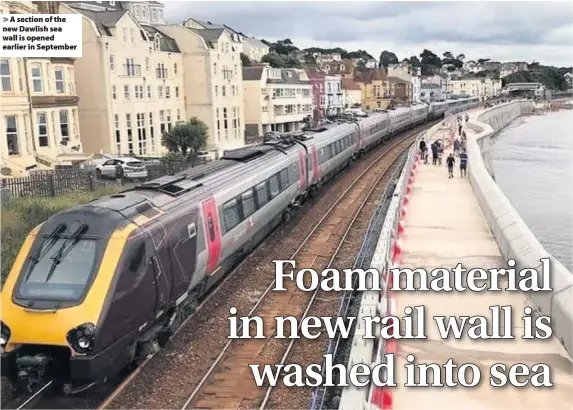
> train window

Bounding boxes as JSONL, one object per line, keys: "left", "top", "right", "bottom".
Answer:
{"left": 289, "top": 163, "right": 298, "bottom": 183}
{"left": 207, "top": 215, "right": 216, "bottom": 242}
{"left": 223, "top": 198, "right": 240, "bottom": 232}
{"left": 280, "top": 168, "right": 289, "bottom": 189}
{"left": 17, "top": 238, "right": 98, "bottom": 301}
{"left": 256, "top": 183, "right": 269, "bottom": 208}
{"left": 128, "top": 242, "right": 145, "bottom": 273}
{"left": 268, "top": 174, "right": 280, "bottom": 199}
{"left": 242, "top": 190, "right": 256, "bottom": 218}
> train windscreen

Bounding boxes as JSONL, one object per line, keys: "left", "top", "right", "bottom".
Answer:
{"left": 17, "top": 236, "right": 98, "bottom": 302}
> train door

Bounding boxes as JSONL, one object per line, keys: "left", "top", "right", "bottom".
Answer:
{"left": 310, "top": 146, "right": 319, "bottom": 183}
{"left": 169, "top": 215, "right": 199, "bottom": 295}
{"left": 201, "top": 198, "right": 222, "bottom": 274}
{"left": 298, "top": 151, "right": 307, "bottom": 190}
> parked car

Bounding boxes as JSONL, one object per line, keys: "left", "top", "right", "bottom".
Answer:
{"left": 95, "top": 157, "right": 148, "bottom": 180}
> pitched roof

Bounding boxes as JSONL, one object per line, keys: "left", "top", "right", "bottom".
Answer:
{"left": 244, "top": 37, "right": 268, "bottom": 49}
{"left": 186, "top": 27, "right": 226, "bottom": 47}
{"left": 267, "top": 69, "right": 311, "bottom": 85}
{"left": 356, "top": 67, "right": 387, "bottom": 83}
{"left": 319, "top": 59, "right": 354, "bottom": 76}
{"left": 243, "top": 66, "right": 265, "bottom": 81}
{"left": 74, "top": 8, "right": 127, "bottom": 35}
{"left": 341, "top": 78, "right": 361, "bottom": 90}
{"left": 141, "top": 25, "right": 180, "bottom": 53}
{"left": 388, "top": 76, "right": 410, "bottom": 84}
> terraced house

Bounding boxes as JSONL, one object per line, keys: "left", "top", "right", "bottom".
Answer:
{"left": 61, "top": 1, "right": 185, "bottom": 157}
{"left": 1, "top": 1, "right": 87, "bottom": 178}
{"left": 242, "top": 64, "right": 313, "bottom": 139}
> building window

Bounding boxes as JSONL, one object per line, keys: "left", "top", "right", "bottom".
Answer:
{"left": 157, "top": 86, "right": 163, "bottom": 98}
{"left": 114, "top": 114, "right": 121, "bottom": 154}
{"left": 31, "top": 64, "right": 42, "bottom": 92}
{"left": 154, "top": 34, "right": 161, "bottom": 50}
{"left": 222, "top": 86, "right": 226, "bottom": 97}
{"left": 215, "top": 85, "right": 218, "bottom": 97}
{"left": 213, "top": 63, "right": 217, "bottom": 74}
{"left": 177, "top": 109, "right": 181, "bottom": 121}
{"left": 149, "top": 112, "right": 154, "bottom": 152}
{"left": 175, "top": 86, "right": 179, "bottom": 98}
{"left": 216, "top": 108, "right": 220, "bottom": 131}
{"left": 232, "top": 85, "right": 236, "bottom": 96}
{"left": 174, "top": 63, "right": 178, "bottom": 74}
{"left": 5, "top": 115, "right": 19, "bottom": 155}
{"left": 165, "top": 86, "right": 170, "bottom": 99}
{"left": 145, "top": 57, "right": 150, "bottom": 72}
{"left": 137, "top": 113, "right": 147, "bottom": 155}
{"left": 124, "top": 85, "right": 130, "bottom": 99}
{"left": 59, "top": 109, "right": 69, "bottom": 143}
{"left": 159, "top": 110, "right": 165, "bottom": 134}
{"left": 124, "top": 58, "right": 140, "bottom": 76}
{"left": 156, "top": 63, "right": 167, "bottom": 79}
{"left": 147, "top": 85, "right": 151, "bottom": 98}
{"left": 37, "top": 113, "right": 48, "bottom": 147}
{"left": 1, "top": 59, "right": 12, "bottom": 92}
{"left": 110, "top": 54, "right": 115, "bottom": 71}
{"left": 126, "top": 113, "right": 133, "bottom": 153}
{"left": 223, "top": 107, "right": 228, "bottom": 130}
{"left": 130, "top": 28, "right": 135, "bottom": 44}
{"left": 123, "top": 27, "right": 127, "bottom": 43}
{"left": 134, "top": 85, "right": 140, "bottom": 99}
{"left": 112, "top": 85, "right": 117, "bottom": 99}
{"left": 166, "top": 110, "right": 172, "bottom": 132}
{"left": 54, "top": 67, "right": 65, "bottom": 93}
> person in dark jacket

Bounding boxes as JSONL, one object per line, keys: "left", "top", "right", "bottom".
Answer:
{"left": 419, "top": 139, "right": 426, "bottom": 161}
{"left": 431, "top": 142, "right": 438, "bottom": 165}
{"left": 446, "top": 153, "right": 455, "bottom": 178}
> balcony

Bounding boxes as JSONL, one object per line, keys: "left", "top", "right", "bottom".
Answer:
{"left": 122, "top": 64, "right": 142, "bottom": 77}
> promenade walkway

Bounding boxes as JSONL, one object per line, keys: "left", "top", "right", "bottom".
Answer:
{"left": 390, "top": 123, "right": 573, "bottom": 408}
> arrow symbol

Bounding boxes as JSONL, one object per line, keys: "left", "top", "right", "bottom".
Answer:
{"left": 3, "top": 17, "right": 8, "bottom": 22}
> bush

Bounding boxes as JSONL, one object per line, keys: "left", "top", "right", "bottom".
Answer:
{"left": 1, "top": 185, "right": 130, "bottom": 285}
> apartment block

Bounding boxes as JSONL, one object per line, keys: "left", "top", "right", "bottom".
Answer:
{"left": 243, "top": 64, "right": 312, "bottom": 138}
{"left": 1, "top": 1, "right": 87, "bottom": 177}
{"left": 451, "top": 76, "right": 502, "bottom": 99}
{"left": 61, "top": 3, "right": 185, "bottom": 157}
{"left": 159, "top": 24, "right": 245, "bottom": 156}
{"left": 324, "top": 75, "right": 343, "bottom": 116}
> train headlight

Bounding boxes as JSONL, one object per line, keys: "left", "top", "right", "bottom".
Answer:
{"left": 1, "top": 321, "right": 10, "bottom": 347}
{"left": 66, "top": 323, "right": 96, "bottom": 354}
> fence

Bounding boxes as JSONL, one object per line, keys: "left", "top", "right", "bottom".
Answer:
{"left": 0, "top": 159, "right": 203, "bottom": 199}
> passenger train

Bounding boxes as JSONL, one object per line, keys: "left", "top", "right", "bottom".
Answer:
{"left": 0, "top": 97, "right": 479, "bottom": 395}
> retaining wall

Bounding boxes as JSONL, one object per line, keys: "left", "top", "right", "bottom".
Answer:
{"left": 467, "top": 100, "right": 573, "bottom": 357}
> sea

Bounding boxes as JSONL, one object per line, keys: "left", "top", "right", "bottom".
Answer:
{"left": 490, "top": 110, "right": 573, "bottom": 271}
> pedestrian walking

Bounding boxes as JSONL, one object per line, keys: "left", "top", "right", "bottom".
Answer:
{"left": 419, "top": 138, "right": 426, "bottom": 161}
{"left": 431, "top": 142, "right": 438, "bottom": 165}
{"left": 438, "top": 141, "right": 444, "bottom": 165}
{"left": 459, "top": 149, "right": 468, "bottom": 178}
{"left": 465, "top": 113, "right": 469, "bottom": 123}
{"left": 446, "top": 153, "right": 455, "bottom": 178}
{"left": 453, "top": 138, "right": 461, "bottom": 156}
{"left": 458, "top": 123, "right": 463, "bottom": 136}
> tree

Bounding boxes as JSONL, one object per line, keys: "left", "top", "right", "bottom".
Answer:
{"left": 240, "top": 52, "right": 252, "bottom": 67}
{"left": 261, "top": 53, "right": 301, "bottom": 69}
{"left": 456, "top": 54, "right": 465, "bottom": 62}
{"left": 161, "top": 117, "right": 208, "bottom": 161}
{"left": 379, "top": 50, "right": 399, "bottom": 68}
{"left": 443, "top": 51, "right": 454, "bottom": 60}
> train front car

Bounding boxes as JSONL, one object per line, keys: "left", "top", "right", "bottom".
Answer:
{"left": 1, "top": 199, "right": 154, "bottom": 395}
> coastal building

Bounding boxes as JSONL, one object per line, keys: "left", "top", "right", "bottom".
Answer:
{"left": 1, "top": 1, "right": 87, "bottom": 177}
{"left": 420, "top": 84, "right": 444, "bottom": 102}
{"left": 242, "top": 37, "right": 269, "bottom": 62}
{"left": 341, "top": 79, "right": 362, "bottom": 108}
{"left": 64, "top": 1, "right": 166, "bottom": 24}
{"left": 61, "top": 3, "right": 185, "bottom": 157}
{"left": 387, "top": 65, "right": 415, "bottom": 103}
{"left": 356, "top": 67, "right": 388, "bottom": 110}
{"left": 242, "top": 64, "right": 312, "bottom": 138}
{"left": 324, "top": 75, "right": 343, "bottom": 116}
{"left": 306, "top": 70, "right": 325, "bottom": 119}
{"left": 160, "top": 24, "right": 245, "bottom": 156}
{"left": 450, "top": 76, "right": 502, "bottom": 100}
{"left": 319, "top": 59, "right": 354, "bottom": 79}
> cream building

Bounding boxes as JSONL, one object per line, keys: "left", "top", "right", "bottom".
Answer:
{"left": 158, "top": 24, "right": 245, "bottom": 156}
{"left": 243, "top": 37, "right": 269, "bottom": 62}
{"left": 451, "top": 76, "right": 502, "bottom": 100}
{"left": 341, "top": 79, "right": 362, "bottom": 108}
{"left": 182, "top": 18, "right": 244, "bottom": 55}
{"left": 242, "top": 64, "right": 312, "bottom": 138}
{"left": 61, "top": 4, "right": 185, "bottom": 157}
{"left": 1, "top": 1, "right": 87, "bottom": 177}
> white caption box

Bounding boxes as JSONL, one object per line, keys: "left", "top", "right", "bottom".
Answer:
{"left": 0, "top": 14, "right": 82, "bottom": 57}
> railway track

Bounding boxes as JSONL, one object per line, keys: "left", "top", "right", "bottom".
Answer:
{"left": 178, "top": 133, "right": 417, "bottom": 409}
{"left": 6, "top": 122, "right": 431, "bottom": 410}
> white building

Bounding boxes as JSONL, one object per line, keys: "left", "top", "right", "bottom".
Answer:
{"left": 324, "top": 75, "right": 343, "bottom": 115}
{"left": 451, "top": 76, "right": 502, "bottom": 100}
{"left": 242, "top": 64, "right": 312, "bottom": 138}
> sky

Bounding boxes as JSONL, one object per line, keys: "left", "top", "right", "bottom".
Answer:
{"left": 163, "top": 1, "right": 573, "bottom": 68}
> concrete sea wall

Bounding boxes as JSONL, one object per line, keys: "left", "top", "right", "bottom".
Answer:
{"left": 467, "top": 100, "right": 573, "bottom": 357}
